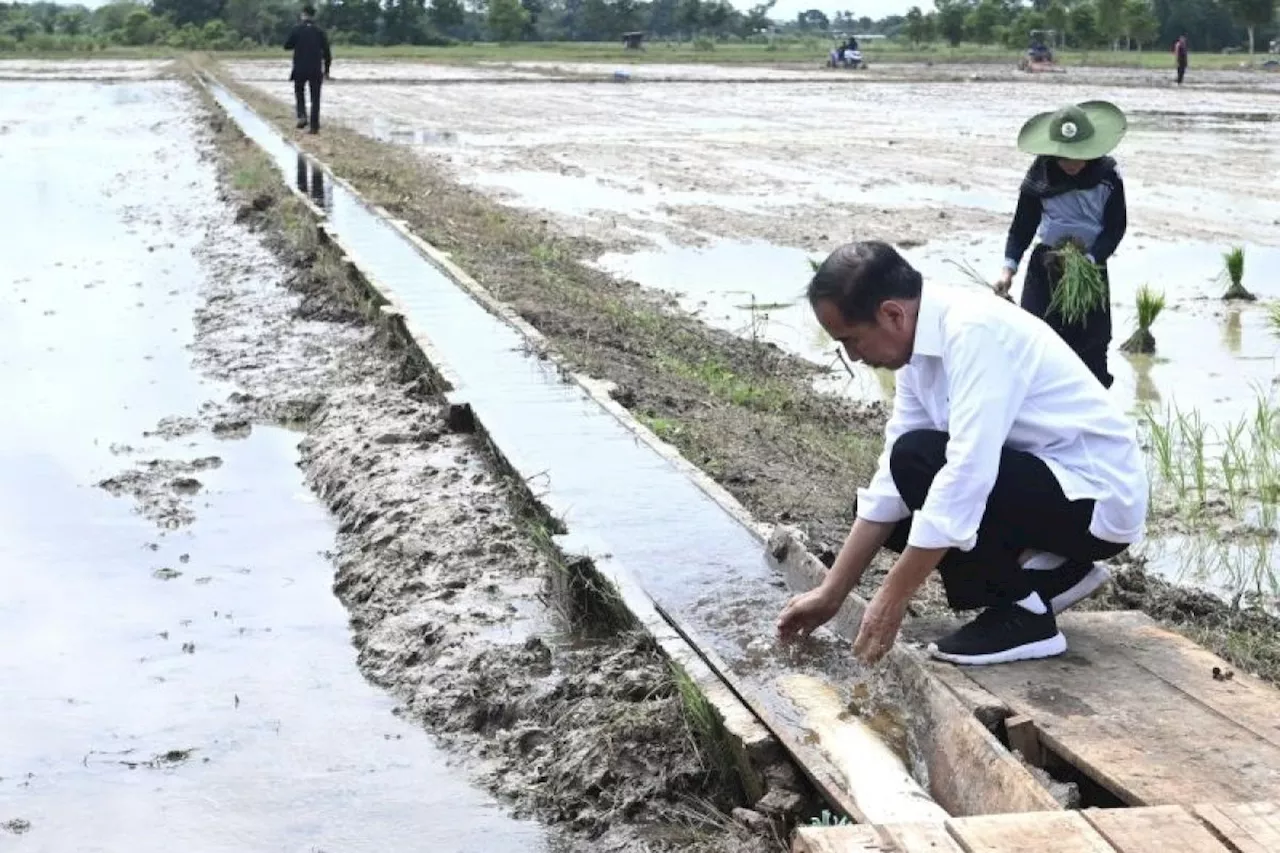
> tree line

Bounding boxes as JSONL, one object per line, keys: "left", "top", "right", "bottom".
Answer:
{"left": 0, "top": 0, "right": 1273, "bottom": 53}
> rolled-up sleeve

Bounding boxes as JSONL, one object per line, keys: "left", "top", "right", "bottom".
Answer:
{"left": 906, "top": 322, "right": 1032, "bottom": 550}
{"left": 856, "top": 369, "right": 932, "bottom": 524}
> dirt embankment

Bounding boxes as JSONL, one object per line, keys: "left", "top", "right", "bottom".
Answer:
{"left": 106, "top": 81, "right": 781, "bottom": 851}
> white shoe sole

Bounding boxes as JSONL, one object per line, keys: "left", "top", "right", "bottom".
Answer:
{"left": 928, "top": 632, "right": 1067, "bottom": 666}
{"left": 1051, "top": 563, "right": 1111, "bottom": 614}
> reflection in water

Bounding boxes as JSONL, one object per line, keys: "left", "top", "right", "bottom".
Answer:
{"left": 1143, "top": 531, "right": 1280, "bottom": 613}
{"left": 295, "top": 152, "right": 329, "bottom": 209}
{"left": 1223, "top": 307, "right": 1243, "bottom": 354}
{"left": 1125, "top": 352, "right": 1161, "bottom": 405}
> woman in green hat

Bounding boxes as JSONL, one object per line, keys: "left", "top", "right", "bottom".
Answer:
{"left": 995, "top": 101, "right": 1128, "bottom": 388}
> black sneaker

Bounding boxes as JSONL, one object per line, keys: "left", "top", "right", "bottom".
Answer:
{"left": 1031, "top": 560, "right": 1111, "bottom": 614}
{"left": 929, "top": 604, "right": 1066, "bottom": 665}
{"left": 296, "top": 118, "right": 308, "bottom": 129}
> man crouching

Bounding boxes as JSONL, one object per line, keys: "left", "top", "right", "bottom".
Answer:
{"left": 778, "top": 241, "right": 1147, "bottom": 666}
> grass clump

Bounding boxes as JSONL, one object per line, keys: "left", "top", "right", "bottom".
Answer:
{"left": 1222, "top": 246, "right": 1256, "bottom": 301}
{"left": 1047, "top": 242, "right": 1107, "bottom": 325}
{"left": 1120, "top": 285, "right": 1165, "bottom": 354}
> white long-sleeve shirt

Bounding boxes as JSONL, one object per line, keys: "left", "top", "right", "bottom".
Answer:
{"left": 856, "top": 284, "right": 1148, "bottom": 551}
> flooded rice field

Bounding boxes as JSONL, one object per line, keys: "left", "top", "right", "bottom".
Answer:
{"left": 228, "top": 59, "right": 1280, "bottom": 607}
{"left": 0, "top": 77, "right": 557, "bottom": 851}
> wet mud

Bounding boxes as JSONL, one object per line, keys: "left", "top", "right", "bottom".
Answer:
{"left": 194, "top": 84, "right": 773, "bottom": 850}
{"left": 1, "top": 70, "right": 776, "bottom": 852}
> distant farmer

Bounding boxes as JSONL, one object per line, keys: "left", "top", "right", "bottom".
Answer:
{"left": 1173, "top": 35, "right": 1189, "bottom": 85}
{"left": 996, "top": 100, "right": 1128, "bottom": 388}
{"left": 284, "top": 4, "right": 331, "bottom": 134}
{"left": 777, "top": 242, "right": 1147, "bottom": 666}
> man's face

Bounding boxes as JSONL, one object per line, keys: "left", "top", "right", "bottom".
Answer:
{"left": 813, "top": 298, "right": 913, "bottom": 370}
{"left": 1057, "top": 157, "right": 1087, "bottom": 175}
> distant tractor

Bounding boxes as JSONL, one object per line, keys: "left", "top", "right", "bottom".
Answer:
{"left": 1018, "top": 29, "right": 1065, "bottom": 73}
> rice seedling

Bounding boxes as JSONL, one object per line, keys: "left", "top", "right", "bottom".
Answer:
{"left": 1267, "top": 302, "right": 1280, "bottom": 336}
{"left": 944, "top": 258, "right": 1012, "bottom": 301}
{"left": 1222, "top": 246, "right": 1256, "bottom": 301}
{"left": 1176, "top": 407, "right": 1209, "bottom": 507}
{"left": 1120, "top": 285, "right": 1165, "bottom": 354}
{"left": 1141, "top": 403, "right": 1178, "bottom": 485}
{"left": 1047, "top": 242, "right": 1108, "bottom": 326}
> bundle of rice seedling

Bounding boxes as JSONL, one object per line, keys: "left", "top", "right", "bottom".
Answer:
{"left": 1222, "top": 246, "right": 1256, "bottom": 301}
{"left": 1047, "top": 241, "right": 1107, "bottom": 326}
{"left": 1120, "top": 285, "right": 1165, "bottom": 354}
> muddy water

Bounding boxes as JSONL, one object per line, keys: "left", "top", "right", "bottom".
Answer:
{"left": 0, "top": 79, "right": 552, "bottom": 851}
{"left": 206, "top": 80, "right": 917, "bottom": 794}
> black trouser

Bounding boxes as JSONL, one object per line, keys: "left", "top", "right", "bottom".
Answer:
{"left": 1176, "top": 61, "right": 1187, "bottom": 84}
{"left": 875, "top": 430, "right": 1127, "bottom": 611}
{"left": 293, "top": 76, "right": 322, "bottom": 130}
{"left": 1021, "top": 243, "right": 1113, "bottom": 388}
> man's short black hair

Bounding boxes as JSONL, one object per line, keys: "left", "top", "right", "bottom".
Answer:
{"left": 302, "top": 4, "right": 316, "bottom": 16}
{"left": 807, "top": 241, "right": 923, "bottom": 324}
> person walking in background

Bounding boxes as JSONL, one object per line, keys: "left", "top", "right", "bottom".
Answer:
{"left": 995, "top": 101, "right": 1128, "bottom": 389}
{"left": 1173, "top": 35, "right": 1189, "bottom": 85}
{"left": 285, "top": 4, "right": 331, "bottom": 134}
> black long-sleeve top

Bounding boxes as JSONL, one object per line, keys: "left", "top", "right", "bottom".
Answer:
{"left": 285, "top": 21, "right": 332, "bottom": 81}
{"left": 1003, "top": 158, "right": 1127, "bottom": 270}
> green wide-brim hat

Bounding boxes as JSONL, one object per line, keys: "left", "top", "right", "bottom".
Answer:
{"left": 1017, "top": 101, "right": 1127, "bottom": 160}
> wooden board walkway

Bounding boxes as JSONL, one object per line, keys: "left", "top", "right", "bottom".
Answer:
{"left": 793, "top": 802, "right": 1280, "bottom": 853}
{"left": 916, "top": 610, "right": 1280, "bottom": 807}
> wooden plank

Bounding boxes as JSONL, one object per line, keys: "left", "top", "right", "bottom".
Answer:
{"left": 1004, "top": 715, "right": 1044, "bottom": 767}
{"left": 954, "top": 612, "right": 1280, "bottom": 805}
{"left": 946, "top": 811, "right": 1115, "bottom": 853}
{"left": 769, "top": 528, "right": 1063, "bottom": 817}
{"left": 791, "top": 825, "right": 897, "bottom": 853}
{"left": 1192, "top": 801, "right": 1280, "bottom": 853}
{"left": 1068, "top": 611, "right": 1280, "bottom": 750}
{"left": 1084, "top": 805, "right": 1232, "bottom": 853}
{"left": 879, "top": 822, "right": 967, "bottom": 852}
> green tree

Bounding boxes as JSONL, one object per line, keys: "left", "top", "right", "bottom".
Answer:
{"left": 1068, "top": 2, "right": 1098, "bottom": 45}
{"left": 1044, "top": 0, "right": 1067, "bottom": 36}
{"left": 1224, "top": 0, "right": 1273, "bottom": 53}
{"left": 1123, "top": 0, "right": 1159, "bottom": 47}
{"left": 488, "top": 0, "right": 529, "bottom": 40}
{"left": 1095, "top": 0, "right": 1124, "bottom": 47}
{"left": 428, "top": 0, "right": 465, "bottom": 30}
{"left": 742, "top": 0, "right": 775, "bottom": 34}
{"left": 934, "top": 0, "right": 970, "bottom": 45}
{"left": 676, "top": 0, "right": 702, "bottom": 35}
{"left": 904, "top": 4, "right": 933, "bottom": 44}
{"left": 123, "top": 7, "right": 157, "bottom": 43}
{"left": 152, "top": 0, "right": 225, "bottom": 27}
{"left": 55, "top": 7, "right": 88, "bottom": 35}
{"left": 965, "top": 0, "right": 1001, "bottom": 42}
{"left": 796, "top": 8, "right": 829, "bottom": 29}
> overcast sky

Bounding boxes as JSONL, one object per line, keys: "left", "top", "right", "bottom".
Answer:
{"left": 766, "top": 0, "right": 923, "bottom": 22}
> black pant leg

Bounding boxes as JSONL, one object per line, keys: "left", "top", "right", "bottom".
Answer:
{"left": 885, "top": 429, "right": 1123, "bottom": 610}
{"left": 1177, "top": 63, "right": 1186, "bottom": 84}
{"left": 308, "top": 77, "right": 322, "bottom": 131}
{"left": 1021, "top": 244, "right": 1113, "bottom": 389}
{"left": 293, "top": 78, "right": 307, "bottom": 120}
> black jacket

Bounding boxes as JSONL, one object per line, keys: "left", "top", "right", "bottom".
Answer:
{"left": 285, "top": 20, "right": 331, "bottom": 81}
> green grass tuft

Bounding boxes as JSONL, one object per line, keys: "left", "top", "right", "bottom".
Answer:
{"left": 1048, "top": 242, "right": 1107, "bottom": 326}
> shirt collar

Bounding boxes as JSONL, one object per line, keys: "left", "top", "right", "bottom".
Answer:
{"left": 910, "top": 283, "right": 947, "bottom": 361}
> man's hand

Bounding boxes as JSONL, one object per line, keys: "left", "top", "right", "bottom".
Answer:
{"left": 777, "top": 585, "right": 844, "bottom": 643}
{"left": 852, "top": 584, "right": 909, "bottom": 665}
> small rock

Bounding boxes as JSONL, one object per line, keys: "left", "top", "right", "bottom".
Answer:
{"left": 731, "top": 807, "right": 771, "bottom": 833}
{"left": 755, "top": 788, "right": 804, "bottom": 818}
{"left": 153, "top": 568, "right": 182, "bottom": 581}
